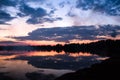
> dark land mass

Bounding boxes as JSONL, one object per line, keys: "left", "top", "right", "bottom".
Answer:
{"left": 55, "top": 57, "right": 120, "bottom": 80}
{"left": 54, "top": 40, "right": 120, "bottom": 80}
{"left": 0, "top": 72, "right": 14, "bottom": 80}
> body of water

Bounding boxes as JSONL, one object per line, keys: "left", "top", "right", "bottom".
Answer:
{"left": 0, "top": 51, "right": 107, "bottom": 80}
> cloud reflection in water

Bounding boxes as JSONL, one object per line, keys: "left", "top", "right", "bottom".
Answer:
{"left": 0, "top": 51, "right": 107, "bottom": 80}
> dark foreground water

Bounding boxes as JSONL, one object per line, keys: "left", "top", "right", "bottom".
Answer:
{"left": 0, "top": 51, "right": 107, "bottom": 80}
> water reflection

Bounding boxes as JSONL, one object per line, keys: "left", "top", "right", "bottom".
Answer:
{"left": 0, "top": 51, "right": 107, "bottom": 80}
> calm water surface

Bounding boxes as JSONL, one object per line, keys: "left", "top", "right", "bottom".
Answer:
{"left": 0, "top": 51, "right": 107, "bottom": 80}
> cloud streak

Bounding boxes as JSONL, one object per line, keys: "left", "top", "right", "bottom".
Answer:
{"left": 13, "top": 25, "right": 120, "bottom": 42}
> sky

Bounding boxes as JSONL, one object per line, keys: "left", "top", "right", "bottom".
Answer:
{"left": 0, "top": 0, "right": 120, "bottom": 45}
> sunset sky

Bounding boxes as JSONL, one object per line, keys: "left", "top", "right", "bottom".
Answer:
{"left": 0, "top": 0, "right": 120, "bottom": 45}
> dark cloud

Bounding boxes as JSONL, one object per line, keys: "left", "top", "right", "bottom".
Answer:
{"left": 0, "top": 21, "right": 7, "bottom": 24}
{"left": 27, "top": 17, "right": 62, "bottom": 24}
{"left": 0, "top": 0, "right": 17, "bottom": 24}
{"left": 13, "top": 25, "right": 120, "bottom": 42}
{"left": 26, "top": 17, "right": 62, "bottom": 25}
{"left": 19, "top": 4, "right": 47, "bottom": 24}
{"left": 19, "top": 4, "right": 47, "bottom": 17}
{"left": 0, "top": 10, "right": 14, "bottom": 24}
{"left": 76, "top": 0, "right": 95, "bottom": 10}
{"left": 110, "top": 30, "right": 117, "bottom": 37}
{"left": 0, "top": 41, "right": 26, "bottom": 45}
{"left": 49, "top": 8, "right": 57, "bottom": 16}
{"left": 76, "top": 0, "right": 120, "bottom": 15}
{"left": 0, "top": 0, "right": 16, "bottom": 7}
{"left": 18, "top": 4, "right": 62, "bottom": 24}
{"left": 0, "top": 41, "right": 18, "bottom": 44}
{"left": 19, "top": 4, "right": 36, "bottom": 16}
{"left": 59, "top": 1, "right": 70, "bottom": 8}
{"left": 13, "top": 54, "right": 100, "bottom": 70}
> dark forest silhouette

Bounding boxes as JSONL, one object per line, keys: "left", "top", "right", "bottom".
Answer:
{"left": 0, "top": 39, "right": 120, "bottom": 57}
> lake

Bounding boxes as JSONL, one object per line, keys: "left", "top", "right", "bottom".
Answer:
{"left": 0, "top": 51, "right": 107, "bottom": 80}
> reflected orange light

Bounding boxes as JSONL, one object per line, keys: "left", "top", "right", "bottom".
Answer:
{"left": 0, "top": 55, "right": 16, "bottom": 60}
{"left": 0, "top": 51, "right": 95, "bottom": 59}
{"left": 23, "top": 51, "right": 95, "bottom": 57}
{"left": 24, "top": 51, "right": 65, "bottom": 56}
